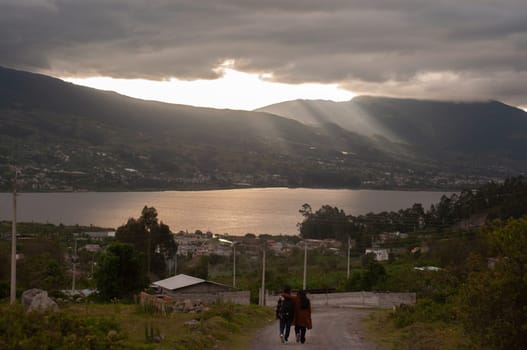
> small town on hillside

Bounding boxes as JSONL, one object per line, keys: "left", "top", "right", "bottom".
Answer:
{"left": 0, "top": 149, "right": 510, "bottom": 192}
{"left": 52, "top": 229, "right": 418, "bottom": 262}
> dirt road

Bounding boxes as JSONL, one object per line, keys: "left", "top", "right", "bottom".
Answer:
{"left": 249, "top": 307, "right": 385, "bottom": 349}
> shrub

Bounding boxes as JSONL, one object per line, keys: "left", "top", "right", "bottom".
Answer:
{"left": 0, "top": 304, "right": 129, "bottom": 350}
{"left": 0, "top": 281, "right": 8, "bottom": 299}
{"left": 173, "top": 334, "right": 215, "bottom": 350}
{"left": 458, "top": 218, "right": 527, "bottom": 349}
{"left": 390, "top": 298, "right": 455, "bottom": 328}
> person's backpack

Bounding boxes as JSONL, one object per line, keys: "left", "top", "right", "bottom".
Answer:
{"left": 275, "top": 298, "right": 283, "bottom": 319}
{"left": 280, "top": 298, "right": 295, "bottom": 320}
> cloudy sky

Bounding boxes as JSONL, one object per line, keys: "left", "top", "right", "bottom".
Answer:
{"left": 1, "top": 0, "right": 526, "bottom": 110}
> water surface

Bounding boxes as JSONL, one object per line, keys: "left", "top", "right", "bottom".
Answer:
{"left": 0, "top": 188, "right": 450, "bottom": 235}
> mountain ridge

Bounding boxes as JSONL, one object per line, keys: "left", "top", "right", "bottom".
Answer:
{"left": 1, "top": 66, "right": 526, "bottom": 191}
{"left": 256, "top": 96, "right": 527, "bottom": 160}
{"left": 0, "top": 66, "right": 386, "bottom": 190}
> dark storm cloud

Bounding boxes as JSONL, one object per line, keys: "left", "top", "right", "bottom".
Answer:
{"left": 1, "top": 0, "right": 526, "bottom": 106}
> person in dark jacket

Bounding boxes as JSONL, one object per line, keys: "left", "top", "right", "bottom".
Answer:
{"left": 276, "top": 286, "right": 295, "bottom": 343}
{"left": 281, "top": 289, "right": 312, "bottom": 344}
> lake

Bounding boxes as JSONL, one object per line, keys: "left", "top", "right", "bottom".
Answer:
{"left": 0, "top": 188, "right": 451, "bottom": 235}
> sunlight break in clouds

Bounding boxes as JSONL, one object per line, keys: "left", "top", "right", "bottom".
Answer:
{"left": 63, "top": 62, "right": 355, "bottom": 111}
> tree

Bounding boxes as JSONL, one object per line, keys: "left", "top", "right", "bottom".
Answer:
{"left": 94, "top": 242, "right": 146, "bottom": 301}
{"left": 0, "top": 241, "right": 9, "bottom": 282}
{"left": 18, "top": 253, "right": 67, "bottom": 291}
{"left": 298, "top": 204, "right": 355, "bottom": 242}
{"left": 115, "top": 206, "right": 177, "bottom": 280}
{"left": 345, "top": 260, "right": 387, "bottom": 292}
{"left": 17, "top": 238, "right": 67, "bottom": 291}
{"left": 458, "top": 217, "right": 527, "bottom": 349}
{"left": 180, "top": 255, "right": 209, "bottom": 280}
{"left": 362, "top": 261, "right": 387, "bottom": 291}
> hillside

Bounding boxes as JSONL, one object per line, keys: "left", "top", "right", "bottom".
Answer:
{"left": 1, "top": 66, "right": 526, "bottom": 191}
{"left": 257, "top": 96, "right": 527, "bottom": 162}
{"left": 0, "top": 66, "right": 400, "bottom": 191}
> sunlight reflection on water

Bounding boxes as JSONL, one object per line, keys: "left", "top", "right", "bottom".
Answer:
{"left": 0, "top": 188, "right": 450, "bottom": 235}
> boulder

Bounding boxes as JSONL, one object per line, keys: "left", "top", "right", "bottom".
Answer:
{"left": 183, "top": 299, "right": 193, "bottom": 312}
{"left": 22, "top": 289, "right": 43, "bottom": 309}
{"left": 21, "top": 288, "right": 59, "bottom": 312}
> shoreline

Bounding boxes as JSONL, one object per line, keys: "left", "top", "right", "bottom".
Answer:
{"left": 0, "top": 188, "right": 452, "bottom": 235}
{"left": 1, "top": 185, "right": 459, "bottom": 194}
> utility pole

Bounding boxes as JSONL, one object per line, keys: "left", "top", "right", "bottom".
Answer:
{"left": 147, "top": 228, "right": 151, "bottom": 279}
{"left": 347, "top": 236, "right": 351, "bottom": 279}
{"left": 303, "top": 240, "right": 307, "bottom": 290}
{"left": 71, "top": 238, "right": 78, "bottom": 292}
{"left": 233, "top": 243, "right": 236, "bottom": 288}
{"left": 218, "top": 238, "right": 237, "bottom": 288}
{"left": 260, "top": 241, "right": 266, "bottom": 306}
{"left": 10, "top": 169, "right": 17, "bottom": 304}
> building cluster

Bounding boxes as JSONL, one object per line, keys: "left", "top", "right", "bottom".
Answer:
{"left": 0, "top": 141, "right": 511, "bottom": 192}
{"left": 360, "top": 164, "right": 505, "bottom": 189}
{"left": 173, "top": 233, "right": 343, "bottom": 258}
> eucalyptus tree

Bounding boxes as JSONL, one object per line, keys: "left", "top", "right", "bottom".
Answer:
{"left": 115, "top": 206, "right": 177, "bottom": 280}
{"left": 95, "top": 242, "right": 146, "bottom": 300}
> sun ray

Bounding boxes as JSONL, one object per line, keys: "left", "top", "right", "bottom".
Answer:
{"left": 62, "top": 62, "right": 355, "bottom": 111}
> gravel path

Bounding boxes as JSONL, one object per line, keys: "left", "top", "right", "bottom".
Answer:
{"left": 249, "top": 307, "right": 385, "bottom": 350}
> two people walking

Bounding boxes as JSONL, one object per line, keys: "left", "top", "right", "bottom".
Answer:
{"left": 276, "top": 286, "right": 312, "bottom": 344}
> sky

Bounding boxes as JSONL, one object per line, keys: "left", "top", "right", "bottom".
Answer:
{"left": 1, "top": 0, "right": 526, "bottom": 110}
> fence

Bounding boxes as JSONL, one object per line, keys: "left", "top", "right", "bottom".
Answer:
{"left": 263, "top": 290, "right": 415, "bottom": 308}
{"left": 140, "top": 290, "right": 251, "bottom": 314}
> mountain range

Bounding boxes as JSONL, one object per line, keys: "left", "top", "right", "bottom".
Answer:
{"left": 257, "top": 97, "right": 527, "bottom": 161}
{"left": 1, "top": 66, "right": 526, "bottom": 191}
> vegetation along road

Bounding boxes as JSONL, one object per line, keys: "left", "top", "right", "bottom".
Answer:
{"left": 250, "top": 307, "right": 383, "bottom": 350}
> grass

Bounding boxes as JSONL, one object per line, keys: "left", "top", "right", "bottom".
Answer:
{"left": 77, "top": 304, "right": 198, "bottom": 348}
{"left": 362, "top": 309, "right": 403, "bottom": 349}
{"left": 362, "top": 309, "right": 476, "bottom": 350}
{"left": 1, "top": 301, "right": 275, "bottom": 350}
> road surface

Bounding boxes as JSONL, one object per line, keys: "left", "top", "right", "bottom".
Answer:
{"left": 249, "top": 307, "right": 385, "bottom": 349}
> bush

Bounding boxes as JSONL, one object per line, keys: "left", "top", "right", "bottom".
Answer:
{"left": 203, "top": 316, "right": 239, "bottom": 340}
{"left": 345, "top": 261, "right": 387, "bottom": 291}
{"left": 458, "top": 218, "right": 527, "bottom": 349}
{"left": 0, "top": 304, "right": 129, "bottom": 350}
{"left": 0, "top": 281, "right": 8, "bottom": 299}
{"left": 390, "top": 298, "right": 455, "bottom": 328}
{"left": 173, "top": 334, "right": 215, "bottom": 350}
{"left": 400, "top": 323, "right": 475, "bottom": 350}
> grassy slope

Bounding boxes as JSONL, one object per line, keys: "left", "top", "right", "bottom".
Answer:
{"left": 0, "top": 302, "right": 275, "bottom": 350}
{"left": 363, "top": 309, "right": 474, "bottom": 350}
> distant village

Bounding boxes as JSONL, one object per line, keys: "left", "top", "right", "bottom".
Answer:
{"left": 67, "top": 229, "right": 424, "bottom": 264}
{"left": 69, "top": 230, "right": 345, "bottom": 258}
{"left": 0, "top": 148, "right": 508, "bottom": 192}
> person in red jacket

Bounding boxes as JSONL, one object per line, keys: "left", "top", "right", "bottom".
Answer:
{"left": 281, "top": 289, "right": 312, "bottom": 344}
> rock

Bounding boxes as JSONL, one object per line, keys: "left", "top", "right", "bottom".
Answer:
{"left": 183, "top": 299, "right": 193, "bottom": 312}
{"left": 29, "top": 292, "right": 59, "bottom": 312}
{"left": 22, "top": 289, "right": 59, "bottom": 312}
{"left": 22, "top": 288, "right": 44, "bottom": 309}
{"left": 107, "top": 330, "right": 119, "bottom": 341}
{"left": 184, "top": 319, "right": 200, "bottom": 329}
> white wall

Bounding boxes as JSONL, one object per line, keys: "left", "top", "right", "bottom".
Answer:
{"left": 264, "top": 291, "right": 415, "bottom": 308}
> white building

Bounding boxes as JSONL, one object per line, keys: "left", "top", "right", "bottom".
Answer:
{"left": 365, "top": 248, "right": 389, "bottom": 261}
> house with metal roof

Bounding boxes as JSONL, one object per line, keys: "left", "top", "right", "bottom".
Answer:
{"left": 151, "top": 274, "right": 250, "bottom": 305}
